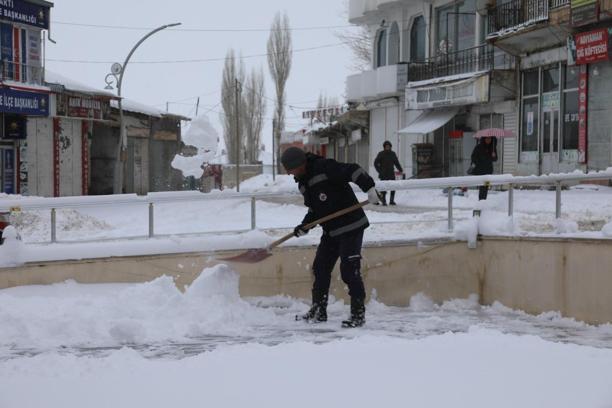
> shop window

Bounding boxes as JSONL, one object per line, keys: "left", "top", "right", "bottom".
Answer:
{"left": 565, "top": 65, "right": 579, "bottom": 89}
{"left": 410, "top": 16, "right": 426, "bottom": 62}
{"left": 375, "top": 29, "right": 387, "bottom": 68}
{"left": 388, "top": 22, "right": 400, "bottom": 65}
{"left": 521, "top": 97, "right": 539, "bottom": 152}
{"left": 563, "top": 91, "right": 579, "bottom": 150}
{"left": 435, "top": 0, "right": 476, "bottom": 55}
{"left": 523, "top": 69, "right": 539, "bottom": 96}
{"left": 542, "top": 67, "right": 559, "bottom": 93}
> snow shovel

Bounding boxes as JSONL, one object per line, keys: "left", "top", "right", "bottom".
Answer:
{"left": 220, "top": 200, "right": 370, "bottom": 263}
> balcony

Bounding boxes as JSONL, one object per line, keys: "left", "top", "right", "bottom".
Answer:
{"left": 1, "top": 60, "right": 44, "bottom": 86}
{"left": 346, "top": 63, "right": 408, "bottom": 102}
{"left": 407, "top": 45, "right": 503, "bottom": 83}
{"left": 486, "top": 0, "right": 570, "bottom": 55}
{"left": 348, "top": 0, "right": 404, "bottom": 23}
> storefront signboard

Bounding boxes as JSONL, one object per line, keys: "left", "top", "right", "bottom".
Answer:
{"left": 0, "top": 87, "right": 48, "bottom": 115}
{"left": 542, "top": 93, "right": 560, "bottom": 112}
{"left": 0, "top": 0, "right": 50, "bottom": 30}
{"left": 578, "top": 65, "right": 588, "bottom": 163}
{"left": 571, "top": 0, "right": 599, "bottom": 27}
{"left": 575, "top": 28, "right": 610, "bottom": 64}
{"left": 56, "top": 94, "right": 107, "bottom": 119}
{"left": 2, "top": 114, "right": 26, "bottom": 139}
{"left": 406, "top": 75, "right": 489, "bottom": 110}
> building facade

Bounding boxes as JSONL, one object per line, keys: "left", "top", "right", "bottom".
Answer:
{"left": 0, "top": 0, "right": 53, "bottom": 194}
{"left": 347, "top": 0, "right": 612, "bottom": 177}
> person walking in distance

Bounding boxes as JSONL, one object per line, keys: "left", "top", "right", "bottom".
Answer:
{"left": 374, "top": 141, "right": 403, "bottom": 205}
{"left": 470, "top": 136, "right": 498, "bottom": 200}
{"left": 281, "top": 147, "right": 380, "bottom": 328}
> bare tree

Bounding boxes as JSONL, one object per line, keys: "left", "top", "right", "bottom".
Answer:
{"left": 242, "top": 67, "right": 266, "bottom": 164}
{"left": 267, "top": 11, "right": 292, "bottom": 173}
{"left": 336, "top": 0, "right": 372, "bottom": 71}
{"left": 220, "top": 49, "right": 245, "bottom": 164}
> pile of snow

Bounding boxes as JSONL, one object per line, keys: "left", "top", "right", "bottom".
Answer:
{"left": 0, "top": 264, "right": 279, "bottom": 349}
{"left": 172, "top": 114, "right": 219, "bottom": 178}
{"left": 0, "top": 226, "right": 24, "bottom": 267}
{"left": 239, "top": 174, "right": 299, "bottom": 194}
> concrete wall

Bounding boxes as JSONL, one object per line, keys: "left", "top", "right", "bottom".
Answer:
{"left": 2, "top": 237, "right": 612, "bottom": 324}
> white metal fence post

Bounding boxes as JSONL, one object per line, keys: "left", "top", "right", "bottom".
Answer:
{"left": 51, "top": 208, "right": 57, "bottom": 243}
{"left": 447, "top": 187, "right": 454, "bottom": 231}
{"left": 251, "top": 197, "right": 257, "bottom": 230}
{"left": 148, "top": 203, "right": 155, "bottom": 238}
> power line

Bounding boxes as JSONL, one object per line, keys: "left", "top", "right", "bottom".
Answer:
{"left": 46, "top": 42, "right": 345, "bottom": 65}
{"left": 51, "top": 20, "right": 354, "bottom": 32}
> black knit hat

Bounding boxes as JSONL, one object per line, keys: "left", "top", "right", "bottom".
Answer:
{"left": 383, "top": 140, "right": 392, "bottom": 148}
{"left": 281, "top": 147, "right": 307, "bottom": 170}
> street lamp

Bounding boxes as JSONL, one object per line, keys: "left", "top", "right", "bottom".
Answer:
{"left": 105, "top": 22, "right": 181, "bottom": 194}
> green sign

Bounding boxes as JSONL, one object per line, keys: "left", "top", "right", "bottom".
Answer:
{"left": 571, "top": 0, "right": 599, "bottom": 26}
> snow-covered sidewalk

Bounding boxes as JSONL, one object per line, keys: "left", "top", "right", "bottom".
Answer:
{"left": 1, "top": 266, "right": 612, "bottom": 408}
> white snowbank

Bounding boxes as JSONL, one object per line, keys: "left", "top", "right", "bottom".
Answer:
{"left": 172, "top": 114, "right": 219, "bottom": 178}
{"left": 2, "top": 328, "right": 612, "bottom": 408}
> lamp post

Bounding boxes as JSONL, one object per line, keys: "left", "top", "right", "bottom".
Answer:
{"left": 105, "top": 22, "right": 181, "bottom": 194}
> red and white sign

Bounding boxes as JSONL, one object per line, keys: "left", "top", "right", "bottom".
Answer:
{"left": 578, "top": 65, "right": 588, "bottom": 163}
{"left": 575, "top": 28, "right": 609, "bottom": 65}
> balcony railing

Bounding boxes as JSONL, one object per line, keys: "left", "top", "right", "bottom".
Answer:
{"left": 408, "top": 44, "right": 495, "bottom": 82}
{"left": 0, "top": 60, "right": 44, "bottom": 86}
{"left": 550, "top": 0, "right": 570, "bottom": 9}
{"left": 487, "top": 0, "right": 549, "bottom": 37}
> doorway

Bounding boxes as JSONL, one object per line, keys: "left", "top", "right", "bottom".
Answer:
{"left": 541, "top": 108, "right": 560, "bottom": 174}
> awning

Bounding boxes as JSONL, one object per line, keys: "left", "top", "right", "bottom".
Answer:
{"left": 397, "top": 108, "right": 458, "bottom": 134}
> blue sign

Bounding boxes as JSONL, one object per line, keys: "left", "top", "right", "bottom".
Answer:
{"left": 3, "top": 148, "right": 14, "bottom": 194}
{"left": 0, "top": 87, "right": 48, "bottom": 115}
{"left": 0, "top": 0, "right": 49, "bottom": 30}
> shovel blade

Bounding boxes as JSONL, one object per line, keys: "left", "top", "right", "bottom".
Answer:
{"left": 219, "top": 248, "right": 272, "bottom": 263}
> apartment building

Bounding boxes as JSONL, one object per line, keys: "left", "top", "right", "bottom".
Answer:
{"left": 0, "top": 0, "right": 52, "bottom": 194}
{"left": 347, "top": 0, "right": 612, "bottom": 177}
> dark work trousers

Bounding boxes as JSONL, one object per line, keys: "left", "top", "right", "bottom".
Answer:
{"left": 312, "top": 229, "right": 366, "bottom": 301}
{"left": 380, "top": 191, "right": 396, "bottom": 204}
{"left": 478, "top": 185, "right": 489, "bottom": 200}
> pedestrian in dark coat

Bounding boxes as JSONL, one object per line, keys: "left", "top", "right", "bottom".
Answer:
{"left": 281, "top": 147, "right": 380, "bottom": 328}
{"left": 470, "top": 136, "right": 497, "bottom": 200}
{"left": 374, "top": 141, "right": 403, "bottom": 205}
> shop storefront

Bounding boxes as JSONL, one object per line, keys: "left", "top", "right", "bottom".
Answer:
{"left": 518, "top": 62, "right": 581, "bottom": 175}
{"left": 0, "top": 87, "right": 49, "bottom": 194}
{"left": 404, "top": 71, "right": 517, "bottom": 177}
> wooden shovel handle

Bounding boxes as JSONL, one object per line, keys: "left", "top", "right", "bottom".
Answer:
{"left": 267, "top": 200, "right": 370, "bottom": 250}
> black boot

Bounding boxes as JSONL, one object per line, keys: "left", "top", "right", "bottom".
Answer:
{"left": 296, "top": 291, "right": 328, "bottom": 323}
{"left": 342, "top": 298, "right": 365, "bottom": 328}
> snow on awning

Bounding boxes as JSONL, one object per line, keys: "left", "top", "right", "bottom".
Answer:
{"left": 398, "top": 108, "right": 458, "bottom": 134}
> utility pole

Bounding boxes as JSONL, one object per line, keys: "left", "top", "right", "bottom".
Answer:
{"left": 272, "top": 118, "right": 276, "bottom": 181}
{"left": 235, "top": 78, "right": 241, "bottom": 192}
{"left": 166, "top": 102, "right": 169, "bottom": 112}
{"left": 195, "top": 97, "right": 200, "bottom": 116}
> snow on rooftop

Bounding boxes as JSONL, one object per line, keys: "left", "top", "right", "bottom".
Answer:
{"left": 44, "top": 71, "right": 116, "bottom": 98}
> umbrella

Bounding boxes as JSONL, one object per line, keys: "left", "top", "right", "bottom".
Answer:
{"left": 474, "top": 128, "right": 515, "bottom": 138}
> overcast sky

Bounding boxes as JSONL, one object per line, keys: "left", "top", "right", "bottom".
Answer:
{"left": 45, "top": 0, "right": 357, "bottom": 151}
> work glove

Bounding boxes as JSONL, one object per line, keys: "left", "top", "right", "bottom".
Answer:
{"left": 293, "top": 224, "right": 309, "bottom": 237}
{"left": 367, "top": 187, "right": 381, "bottom": 205}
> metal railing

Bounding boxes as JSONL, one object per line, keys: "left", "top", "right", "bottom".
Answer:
{"left": 550, "top": 0, "right": 570, "bottom": 9}
{"left": 2, "top": 170, "right": 612, "bottom": 244}
{"left": 408, "top": 44, "right": 494, "bottom": 82}
{"left": 487, "top": 0, "right": 549, "bottom": 36}
{"left": 0, "top": 60, "right": 44, "bottom": 85}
